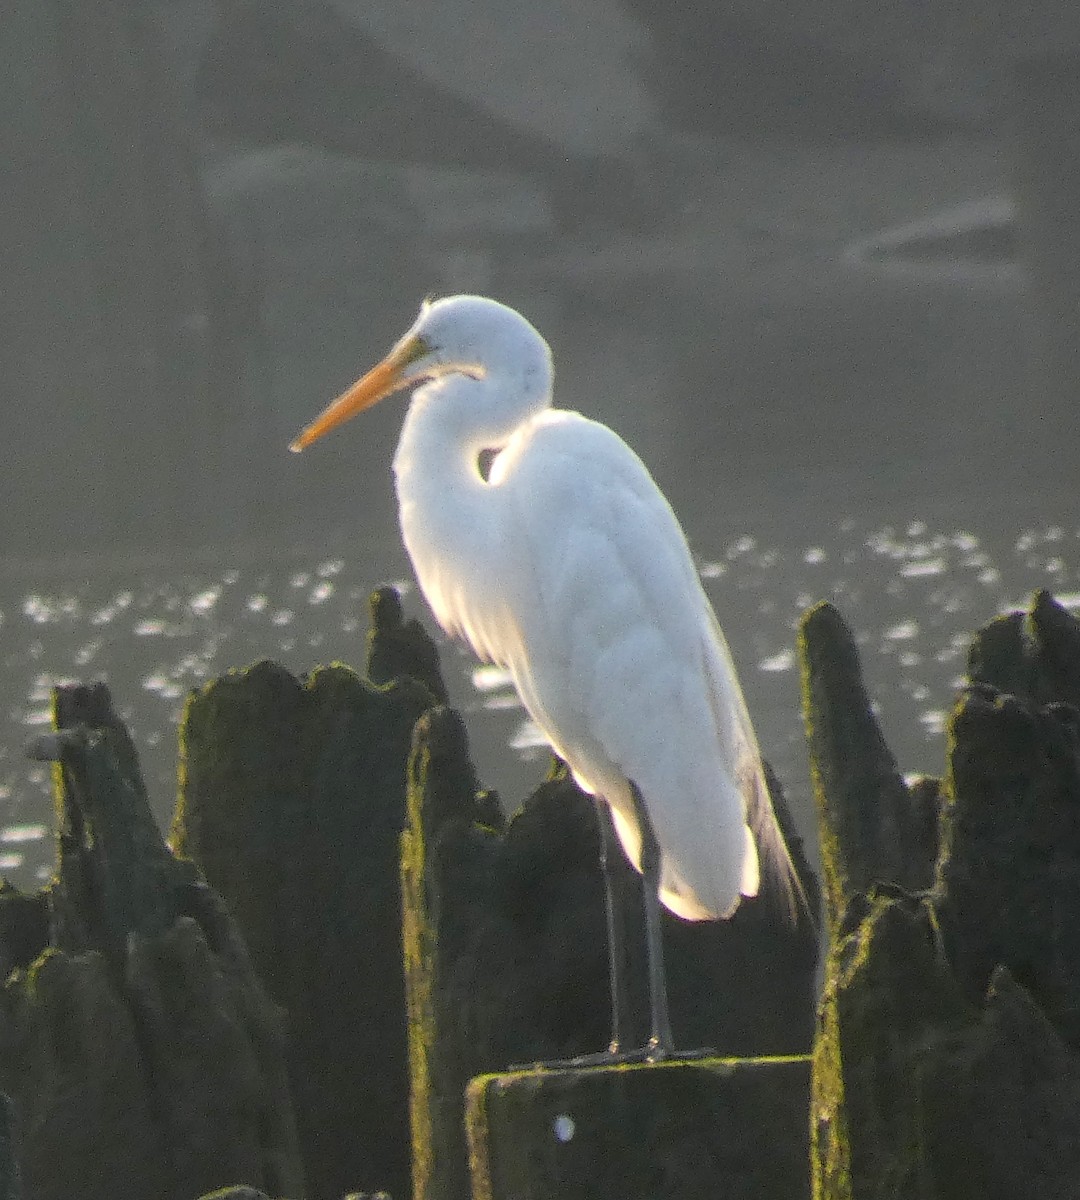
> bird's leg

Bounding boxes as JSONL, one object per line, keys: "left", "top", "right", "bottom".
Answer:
{"left": 594, "top": 797, "right": 628, "bottom": 1055}
{"left": 510, "top": 786, "right": 709, "bottom": 1072}
{"left": 628, "top": 779, "right": 674, "bottom": 1061}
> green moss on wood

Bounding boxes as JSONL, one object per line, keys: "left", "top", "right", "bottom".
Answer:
{"left": 175, "top": 648, "right": 440, "bottom": 1200}
{"left": 401, "top": 705, "right": 491, "bottom": 1200}
{"left": 0, "top": 682, "right": 304, "bottom": 1200}
{"left": 798, "top": 602, "right": 935, "bottom": 935}
{"left": 404, "top": 702, "right": 818, "bottom": 1200}
{"left": 467, "top": 1057, "right": 811, "bottom": 1200}
{"left": 804, "top": 592, "right": 1080, "bottom": 1200}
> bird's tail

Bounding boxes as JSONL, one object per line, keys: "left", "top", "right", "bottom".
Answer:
{"left": 704, "top": 608, "right": 812, "bottom": 926}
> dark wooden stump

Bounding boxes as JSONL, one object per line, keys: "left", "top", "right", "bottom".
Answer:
{"left": 173, "top": 594, "right": 440, "bottom": 1200}
{"left": 466, "top": 1057, "right": 811, "bottom": 1200}
{"left": 2, "top": 584, "right": 817, "bottom": 1199}
{"left": 802, "top": 590, "right": 1080, "bottom": 1200}
{"left": 403, "top": 700, "right": 819, "bottom": 1200}
{"left": 2, "top": 684, "right": 302, "bottom": 1200}
{"left": 0, "top": 1096, "right": 18, "bottom": 1200}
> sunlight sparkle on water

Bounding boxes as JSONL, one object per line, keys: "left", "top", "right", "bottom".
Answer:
{"left": 509, "top": 718, "right": 547, "bottom": 755}
{"left": 308, "top": 581, "right": 334, "bottom": 604}
{"left": 2, "top": 513, "right": 1077, "bottom": 888}
{"left": 1, "top": 824, "right": 47, "bottom": 844}
{"left": 75, "top": 639, "right": 103, "bottom": 666}
{"left": 142, "top": 673, "right": 184, "bottom": 700}
{"left": 471, "top": 665, "right": 519, "bottom": 709}
{"left": 23, "top": 594, "right": 81, "bottom": 624}
{"left": 919, "top": 710, "right": 948, "bottom": 735}
{"left": 91, "top": 591, "right": 133, "bottom": 625}
{"left": 758, "top": 650, "right": 795, "bottom": 673}
{"left": 900, "top": 558, "right": 946, "bottom": 578}
{"left": 188, "top": 587, "right": 220, "bottom": 615}
{"left": 472, "top": 665, "right": 514, "bottom": 692}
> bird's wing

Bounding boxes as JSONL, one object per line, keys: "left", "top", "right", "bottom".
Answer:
{"left": 496, "top": 410, "right": 784, "bottom": 920}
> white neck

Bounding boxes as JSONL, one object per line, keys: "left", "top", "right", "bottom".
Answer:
{"left": 390, "top": 366, "right": 552, "bottom": 642}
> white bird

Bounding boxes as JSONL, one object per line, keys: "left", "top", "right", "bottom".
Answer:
{"left": 290, "top": 295, "right": 802, "bottom": 1059}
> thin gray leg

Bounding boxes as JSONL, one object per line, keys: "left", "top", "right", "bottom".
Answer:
{"left": 628, "top": 779, "right": 674, "bottom": 1060}
{"left": 593, "top": 797, "right": 627, "bottom": 1055}
{"left": 510, "top": 784, "right": 709, "bottom": 1071}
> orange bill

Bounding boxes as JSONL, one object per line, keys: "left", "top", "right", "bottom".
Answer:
{"left": 289, "top": 337, "right": 423, "bottom": 452}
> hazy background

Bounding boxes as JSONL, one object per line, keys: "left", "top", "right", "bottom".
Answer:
{"left": 3, "top": 0, "right": 1079, "bottom": 884}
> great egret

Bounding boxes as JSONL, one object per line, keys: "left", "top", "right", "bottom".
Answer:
{"left": 290, "top": 295, "right": 801, "bottom": 1060}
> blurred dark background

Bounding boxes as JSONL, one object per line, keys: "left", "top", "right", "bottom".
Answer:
{"left": 5, "top": 0, "right": 1080, "bottom": 558}
{"left": 1, "top": 0, "right": 1079, "bottom": 881}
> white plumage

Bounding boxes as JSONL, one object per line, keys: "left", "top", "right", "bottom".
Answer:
{"left": 291, "top": 294, "right": 799, "bottom": 929}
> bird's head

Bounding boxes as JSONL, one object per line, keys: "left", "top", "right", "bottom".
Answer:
{"left": 289, "top": 295, "right": 549, "bottom": 453}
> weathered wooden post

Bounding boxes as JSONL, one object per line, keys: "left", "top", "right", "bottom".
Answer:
{"left": 402, "top": 684, "right": 820, "bottom": 1198}
{"left": 0, "top": 1096, "right": 19, "bottom": 1200}
{"left": 0, "top": 684, "right": 303, "bottom": 1200}
{"left": 803, "top": 590, "right": 1080, "bottom": 1200}
{"left": 465, "top": 1056, "right": 814, "bottom": 1200}
{"left": 174, "top": 589, "right": 444, "bottom": 1200}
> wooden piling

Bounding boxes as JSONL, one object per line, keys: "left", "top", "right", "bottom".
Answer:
{"left": 466, "top": 1057, "right": 811, "bottom": 1200}
{"left": 803, "top": 590, "right": 1080, "bottom": 1200}
{"left": 1, "top": 683, "right": 303, "bottom": 1200}
{"left": 402, "top": 690, "right": 819, "bottom": 1200}
{"left": 4, "top": 582, "right": 1076, "bottom": 1198}
{"left": 174, "top": 631, "right": 438, "bottom": 1200}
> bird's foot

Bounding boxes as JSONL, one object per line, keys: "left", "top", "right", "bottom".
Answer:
{"left": 635, "top": 1035, "right": 718, "bottom": 1065}
{"left": 511, "top": 1038, "right": 718, "bottom": 1070}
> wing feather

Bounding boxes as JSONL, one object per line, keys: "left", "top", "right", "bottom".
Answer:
{"left": 492, "top": 411, "right": 794, "bottom": 920}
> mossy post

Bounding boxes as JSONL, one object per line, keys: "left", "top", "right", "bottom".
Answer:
{"left": 466, "top": 1057, "right": 811, "bottom": 1200}
{"left": 0, "top": 683, "right": 302, "bottom": 1200}
{"left": 402, "top": 680, "right": 819, "bottom": 1198}
{"left": 174, "top": 589, "right": 442, "bottom": 1200}
{"left": 0, "top": 1095, "right": 18, "bottom": 1200}
{"left": 801, "top": 591, "right": 1080, "bottom": 1200}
